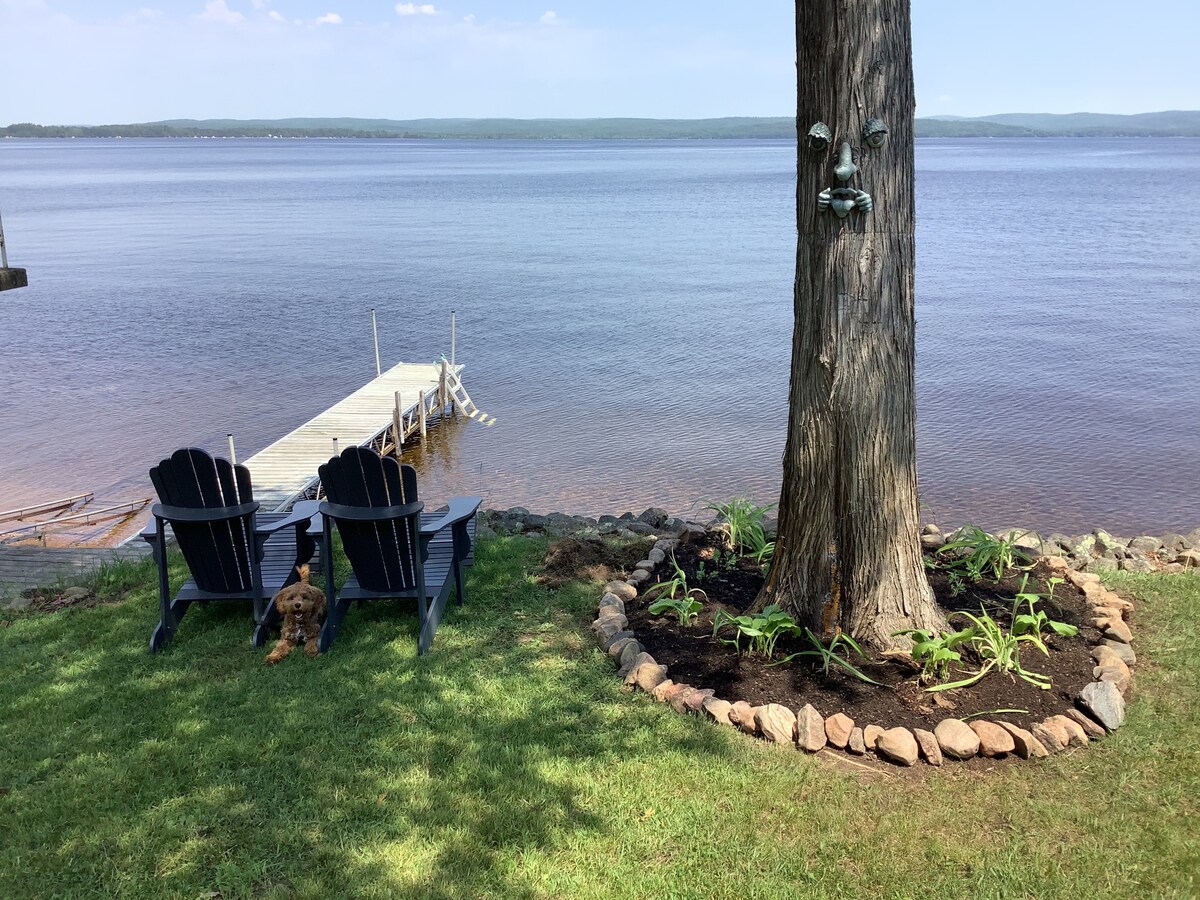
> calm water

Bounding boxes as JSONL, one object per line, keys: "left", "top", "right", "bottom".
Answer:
{"left": 1, "top": 138, "right": 1198, "bottom": 535}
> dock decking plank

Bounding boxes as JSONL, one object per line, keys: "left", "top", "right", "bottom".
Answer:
{"left": 243, "top": 362, "right": 462, "bottom": 511}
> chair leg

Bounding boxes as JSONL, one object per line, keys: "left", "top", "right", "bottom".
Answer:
{"left": 251, "top": 616, "right": 273, "bottom": 648}
{"left": 452, "top": 521, "right": 470, "bottom": 607}
{"left": 318, "top": 598, "right": 351, "bottom": 652}
{"left": 452, "top": 558, "right": 466, "bottom": 607}
{"left": 150, "top": 518, "right": 175, "bottom": 653}
{"left": 149, "top": 598, "right": 191, "bottom": 653}
{"left": 252, "top": 594, "right": 283, "bottom": 647}
{"left": 149, "top": 621, "right": 169, "bottom": 653}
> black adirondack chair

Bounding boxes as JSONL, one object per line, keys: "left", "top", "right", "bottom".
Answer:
{"left": 144, "top": 448, "right": 317, "bottom": 652}
{"left": 317, "top": 446, "right": 481, "bottom": 655}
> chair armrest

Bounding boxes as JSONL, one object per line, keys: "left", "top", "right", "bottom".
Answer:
{"left": 257, "top": 499, "right": 321, "bottom": 535}
{"left": 419, "top": 496, "right": 483, "bottom": 536}
{"left": 320, "top": 500, "right": 424, "bottom": 522}
{"left": 140, "top": 517, "right": 159, "bottom": 542}
{"left": 152, "top": 501, "right": 260, "bottom": 524}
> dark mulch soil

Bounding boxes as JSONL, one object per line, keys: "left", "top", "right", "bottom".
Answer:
{"left": 625, "top": 537, "right": 1104, "bottom": 733}
{"left": 17, "top": 587, "right": 105, "bottom": 614}
{"left": 538, "top": 537, "right": 653, "bottom": 589}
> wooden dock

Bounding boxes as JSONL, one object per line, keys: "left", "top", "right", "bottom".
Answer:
{"left": 243, "top": 360, "right": 479, "bottom": 512}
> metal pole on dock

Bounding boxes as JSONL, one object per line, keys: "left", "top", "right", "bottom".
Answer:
{"left": 227, "top": 433, "right": 237, "bottom": 464}
{"left": 371, "top": 308, "right": 381, "bottom": 377}
{"left": 332, "top": 437, "right": 340, "bottom": 457}
{"left": 450, "top": 310, "right": 456, "bottom": 368}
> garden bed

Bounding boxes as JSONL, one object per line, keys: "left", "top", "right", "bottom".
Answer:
{"left": 624, "top": 536, "right": 1099, "bottom": 733}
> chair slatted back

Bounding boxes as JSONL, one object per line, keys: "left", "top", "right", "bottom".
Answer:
{"left": 149, "top": 448, "right": 256, "bottom": 594}
{"left": 319, "top": 447, "right": 421, "bottom": 593}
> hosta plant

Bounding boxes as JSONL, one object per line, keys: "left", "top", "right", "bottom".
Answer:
{"left": 711, "top": 604, "right": 796, "bottom": 658}
{"left": 893, "top": 626, "right": 976, "bottom": 685}
{"left": 647, "top": 595, "right": 704, "bottom": 625}
{"left": 928, "top": 608, "right": 1052, "bottom": 692}
{"left": 1010, "top": 575, "right": 1078, "bottom": 652}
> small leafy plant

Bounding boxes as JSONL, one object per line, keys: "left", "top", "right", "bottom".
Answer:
{"left": 744, "top": 524, "right": 775, "bottom": 571}
{"left": 1009, "top": 575, "right": 1078, "bottom": 652}
{"left": 706, "top": 497, "right": 776, "bottom": 557}
{"left": 773, "top": 629, "right": 881, "bottom": 685}
{"left": 648, "top": 551, "right": 707, "bottom": 613}
{"left": 945, "top": 570, "right": 967, "bottom": 598}
{"left": 647, "top": 595, "right": 703, "bottom": 625}
{"left": 711, "top": 604, "right": 796, "bottom": 657}
{"left": 936, "top": 526, "right": 1032, "bottom": 584}
{"left": 894, "top": 626, "right": 977, "bottom": 685}
{"left": 924, "top": 608, "right": 1053, "bottom": 692}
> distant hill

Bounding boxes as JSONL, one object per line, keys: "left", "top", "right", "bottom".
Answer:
{"left": 153, "top": 116, "right": 800, "bottom": 139}
{"left": 0, "top": 117, "right": 797, "bottom": 140}
{"left": 4, "top": 111, "right": 1200, "bottom": 140}
{"left": 918, "top": 110, "right": 1200, "bottom": 137}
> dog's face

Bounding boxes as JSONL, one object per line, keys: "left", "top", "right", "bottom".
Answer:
{"left": 273, "top": 580, "right": 326, "bottom": 620}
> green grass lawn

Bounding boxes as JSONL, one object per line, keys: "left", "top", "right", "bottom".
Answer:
{"left": 2, "top": 539, "right": 1198, "bottom": 899}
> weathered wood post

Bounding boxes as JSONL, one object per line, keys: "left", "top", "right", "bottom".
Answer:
{"left": 418, "top": 390, "right": 427, "bottom": 441}
{"left": 393, "top": 391, "right": 404, "bottom": 456}
{"left": 439, "top": 358, "right": 450, "bottom": 412}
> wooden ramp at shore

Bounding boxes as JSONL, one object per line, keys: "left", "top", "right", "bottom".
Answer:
{"left": 243, "top": 360, "right": 476, "bottom": 512}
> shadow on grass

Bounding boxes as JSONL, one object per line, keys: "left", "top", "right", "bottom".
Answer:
{"left": 0, "top": 536, "right": 728, "bottom": 899}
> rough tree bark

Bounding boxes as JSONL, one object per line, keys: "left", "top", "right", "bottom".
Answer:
{"left": 755, "top": 0, "right": 946, "bottom": 647}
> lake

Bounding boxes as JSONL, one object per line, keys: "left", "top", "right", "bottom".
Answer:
{"left": 1, "top": 137, "right": 1197, "bottom": 536}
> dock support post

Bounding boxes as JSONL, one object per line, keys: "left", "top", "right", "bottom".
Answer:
{"left": 371, "top": 308, "right": 381, "bottom": 377}
{"left": 439, "top": 359, "right": 449, "bottom": 412}
{"left": 227, "top": 433, "right": 237, "bottom": 465}
{"left": 393, "top": 391, "right": 404, "bottom": 456}
{"left": 418, "top": 391, "right": 427, "bottom": 441}
{"left": 451, "top": 310, "right": 456, "bottom": 368}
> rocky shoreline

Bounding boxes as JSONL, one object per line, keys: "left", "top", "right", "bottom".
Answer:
{"left": 919, "top": 524, "right": 1200, "bottom": 574}
{"left": 482, "top": 505, "right": 1200, "bottom": 575}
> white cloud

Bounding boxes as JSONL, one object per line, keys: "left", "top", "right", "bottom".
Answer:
{"left": 539, "top": 10, "right": 557, "bottom": 25}
{"left": 199, "top": 0, "right": 244, "bottom": 24}
{"left": 267, "top": 9, "right": 284, "bottom": 22}
{"left": 315, "top": 12, "right": 342, "bottom": 25}
{"left": 395, "top": 3, "right": 436, "bottom": 15}
{"left": 463, "top": 13, "right": 475, "bottom": 24}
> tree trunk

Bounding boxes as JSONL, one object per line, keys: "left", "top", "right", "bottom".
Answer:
{"left": 756, "top": 0, "right": 946, "bottom": 647}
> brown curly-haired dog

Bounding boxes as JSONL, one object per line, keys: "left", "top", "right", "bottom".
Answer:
{"left": 265, "top": 563, "right": 326, "bottom": 664}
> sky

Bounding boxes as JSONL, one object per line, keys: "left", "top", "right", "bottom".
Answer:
{"left": 2, "top": 0, "right": 1198, "bottom": 124}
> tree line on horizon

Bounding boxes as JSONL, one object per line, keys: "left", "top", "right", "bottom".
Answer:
{"left": 4, "top": 111, "right": 1200, "bottom": 140}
